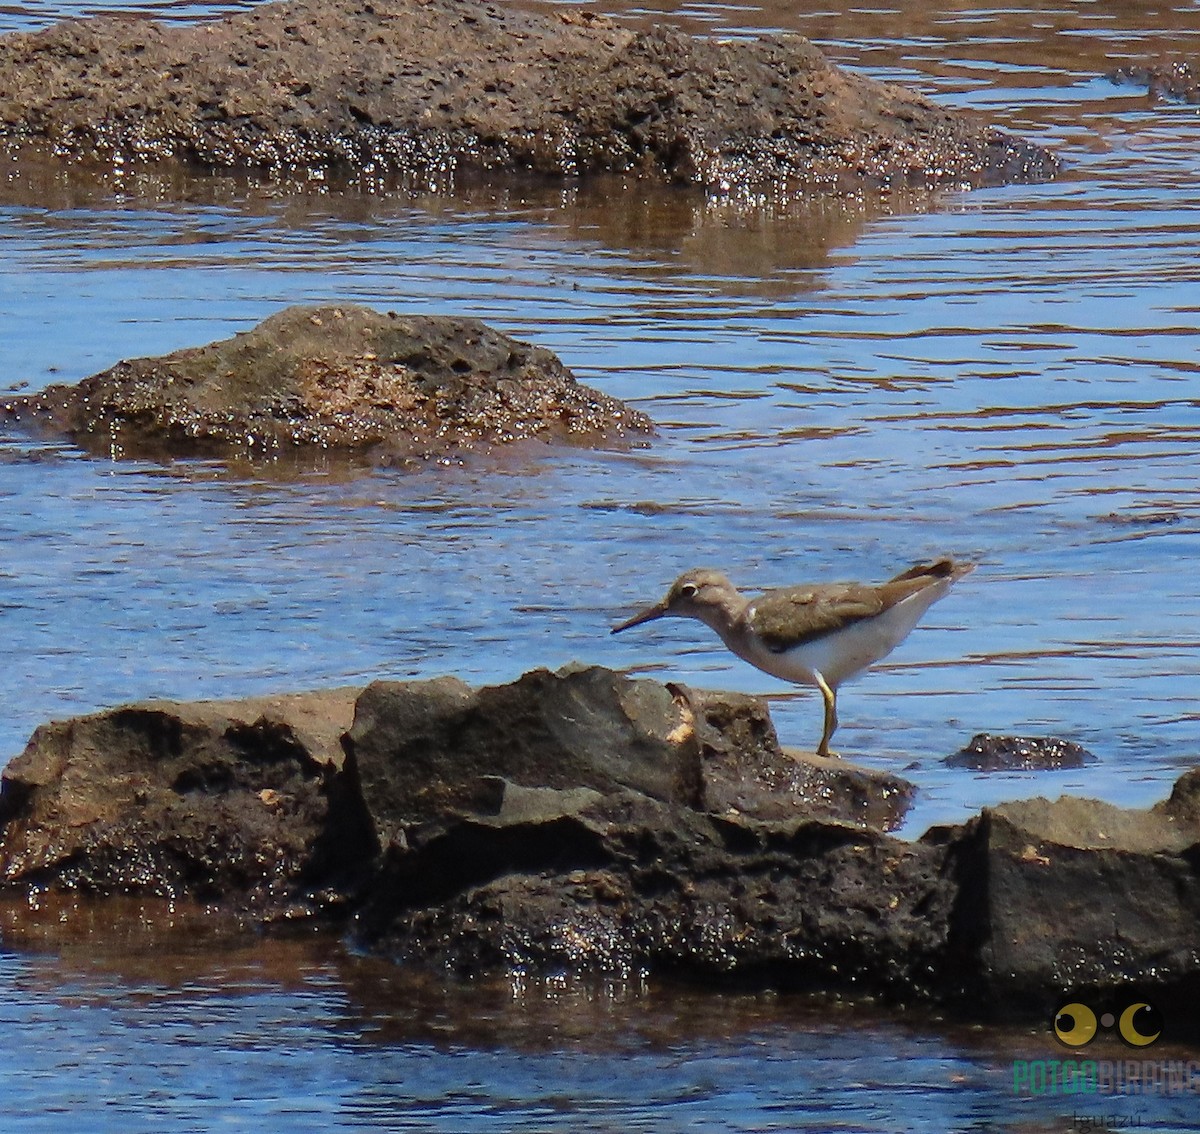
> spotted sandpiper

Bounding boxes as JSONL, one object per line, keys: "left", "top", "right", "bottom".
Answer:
{"left": 611, "top": 556, "right": 973, "bottom": 757}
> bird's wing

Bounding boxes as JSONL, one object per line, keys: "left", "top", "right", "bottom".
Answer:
{"left": 886, "top": 556, "right": 971, "bottom": 585}
{"left": 749, "top": 584, "right": 886, "bottom": 651}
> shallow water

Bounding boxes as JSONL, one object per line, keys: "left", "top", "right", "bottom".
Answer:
{"left": 2, "top": 0, "right": 1200, "bottom": 1127}
{"left": 3, "top": 898, "right": 1199, "bottom": 1134}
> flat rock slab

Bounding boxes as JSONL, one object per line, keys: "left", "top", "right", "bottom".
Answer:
{"left": 0, "top": 0, "right": 1058, "bottom": 191}
{"left": 1, "top": 304, "right": 651, "bottom": 465}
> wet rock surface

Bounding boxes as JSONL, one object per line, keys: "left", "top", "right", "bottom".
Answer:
{"left": 1109, "top": 60, "right": 1200, "bottom": 103}
{"left": 945, "top": 733, "right": 1096, "bottom": 771}
{"left": 0, "top": 0, "right": 1057, "bottom": 192}
{"left": 0, "top": 688, "right": 370, "bottom": 918}
{"left": 935, "top": 772, "right": 1200, "bottom": 1032}
{"left": 1, "top": 665, "right": 1198, "bottom": 1032}
{"left": 0, "top": 304, "right": 651, "bottom": 465}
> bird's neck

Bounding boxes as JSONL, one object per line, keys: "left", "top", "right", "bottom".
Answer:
{"left": 690, "top": 589, "right": 751, "bottom": 647}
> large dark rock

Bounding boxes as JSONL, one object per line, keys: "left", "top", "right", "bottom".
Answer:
{"left": 0, "top": 689, "right": 373, "bottom": 918}
{"left": 344, "top": 666, "right": 914, "bottom": 835}
{"left": 0, "top": 0, "right": 1057, "bottom": 192}
{"left": 1, "top": 304, "right": 651, "bottom": 465}
{"left": 346, "top": 668, "right": 703, "bottom": 831}
{"left": 344, "top": 665, "right": 935, "bottom": 988}
{"left": 934, "top": 772, "right": 1200, "bottom": 1034}
{"left": 2, "top": 664, "right": 1198, "bottom": 1034}
{"left": 0, "top": 667, "right": 917, "bottom": 949}
{"left": 358, "top": 791, "right": 950, "bottom": 991}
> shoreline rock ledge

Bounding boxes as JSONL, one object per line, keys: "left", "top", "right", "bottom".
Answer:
{"left": 0, "top": 0, "right": 1058, "bottom": 192}
{"left": 1, "top": 304, "right": 651, "bottom": 465}
{"left": 2, "top": 664, "right": 1199, "bottom": 1036}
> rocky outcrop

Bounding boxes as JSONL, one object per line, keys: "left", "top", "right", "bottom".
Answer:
{"left": 0, "top": 304, "right": 651, "bottom": 465}
{"left": 935, "top": 775, "right": 1200, "bottom": 1030}
{"left": 0, "top": 688, "right": 372, "bottom": 918}
{"left": 344, "top": 669, "right": 932, "bottom": 986}
{"left": 0, "top": 667, "right": 918, "bottom": 934}
{"left": 0, "top": 0, "right": 1057, "bottom": 192}
{"left": 1, "top": 665, "right": 1198, "bottom": 1035}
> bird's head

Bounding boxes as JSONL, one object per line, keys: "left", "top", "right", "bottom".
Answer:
{"left": 611, "top": 569, "right": 740, "bottom": 634}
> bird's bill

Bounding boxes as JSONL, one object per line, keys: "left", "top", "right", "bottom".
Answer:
{"left": 610, "top": 601, "right": 668, "bottom": 634}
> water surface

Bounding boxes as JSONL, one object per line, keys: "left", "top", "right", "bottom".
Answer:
{"left": 2, "top": 0, "right": 1200, "bottom": 1127}
{"left": 4, "top": 899, "right": 1197, "bottom": 1133}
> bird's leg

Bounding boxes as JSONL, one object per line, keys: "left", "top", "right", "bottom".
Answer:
{"left": 815, "top": 674, "right": 838, "bottom": 757}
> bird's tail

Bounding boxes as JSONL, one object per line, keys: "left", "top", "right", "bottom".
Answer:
{"left": 887, "top": 556, "right": 975, "bottom": 585}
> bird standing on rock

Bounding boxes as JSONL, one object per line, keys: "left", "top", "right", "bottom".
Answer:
{"left": 611, "top": 557, "right": 974, "bottom": 757}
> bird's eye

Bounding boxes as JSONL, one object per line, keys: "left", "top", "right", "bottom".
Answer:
{"left": 680, "top": 583, "right": 699, "bottom": 599}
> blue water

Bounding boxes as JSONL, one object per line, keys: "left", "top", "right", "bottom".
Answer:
{"left": 3, "top": 0, "right": 1200, "bottom": 1127}
{"left": 3, "top": 911, "right": 1197, "bottom": 1133}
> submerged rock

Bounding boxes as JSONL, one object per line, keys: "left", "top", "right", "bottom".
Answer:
{"left": 0, "top": 304, "right": 651, "bottom": 465}
{"left": 1, "top": 665, "right": 1198, "bottom": 1034}
{"left": 945, "top": 733, "right": 1095, "bottom": 771}
{"left": 1108, "top": 61, "right": 1200, "bottom": 104}
{"left": 0, "top": 0, "right": 1057, "bottom": 192}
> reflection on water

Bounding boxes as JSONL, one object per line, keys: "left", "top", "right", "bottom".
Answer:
{"left": 3, "top": 898, "right": 1198, "bottom": 1134}
{"left": 3, "top": 0, "right": 1200, "bottom": 1126}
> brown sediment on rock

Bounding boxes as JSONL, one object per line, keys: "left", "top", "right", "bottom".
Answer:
{"left": 2, "top": 665, "right": 1198, "bottom": 1035}
{"left": 0, "top": 0, "right": 1057, "bottom": 192}
{"left": 0, "top": 304, "right": 652, "bottom": 465}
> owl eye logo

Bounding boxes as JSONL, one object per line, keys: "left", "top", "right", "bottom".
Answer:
{"left": 1117, "top": 1002, "right": 1162, "bottom": 1047}
{"left": 1053, "top": 997, "right": 1162, "bottom": 1048}
{"left": 1053, "top": 1002, "right": 1098, "bottom": 1048}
